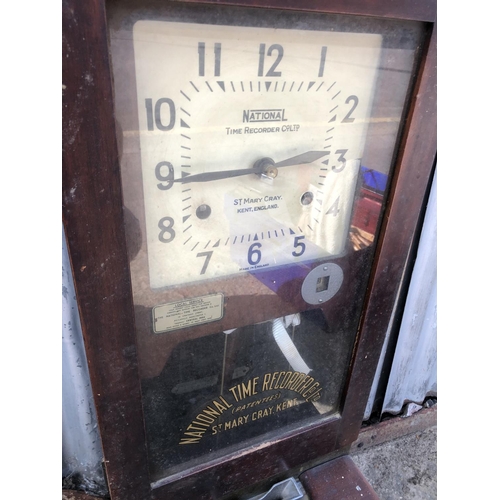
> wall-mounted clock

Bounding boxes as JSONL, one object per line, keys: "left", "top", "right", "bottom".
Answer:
{"left": 63, "top": 0, "right": 436, "bottom": 498}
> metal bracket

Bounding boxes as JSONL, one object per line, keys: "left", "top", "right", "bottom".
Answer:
{"left": 248, "top": 477, "right": 306, "bottom": 500}
{"left": 301, "top": 262, "right": 344, "bottom": 305}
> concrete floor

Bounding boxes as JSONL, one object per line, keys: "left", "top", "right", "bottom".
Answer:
{"left": 352, "top": 426, "right": 437, "bottom": 500}
{"left": 351, "top": 408, "right": 437, "bottom": 500}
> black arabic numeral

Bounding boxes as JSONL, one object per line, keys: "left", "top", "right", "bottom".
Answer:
{"left": 258, "top": 43, "right": 283, "bottom": 77}
{"left": 292, "top": 236, "right": 306, "bottom": 257}
{"left": 214, "top": 43, "right": 221, "bottom": 76}
{"left": 198, "top": 42, "right": 206, "bottom": 76}
{"left": 196, "top": 251, "right": 213, "bottom": 275}
{"left": 342, "top": 95, "right": 359, "bottom": 123}
{"left": 318, "top": 46, "right": 327, "bottom": 77}
{"left": 332, "top": 149, "right": 348, "bottom": 173}
{"left": 145, "top": 98, "right": 176, "bottom": 131}
{"left": 158, "top": 217, "right": 176, "bottom": 243}
{"left": 155, "top": 161, "right": 174, "bottom": 190}
{"left": 248, "top": 242, "right": 262, "bottom": 265}
{"left": 258, "top": 44, "right": 265, "bottom": 76}
{"left": 326, "top": 196, "right": 340, "bottom": 216}
{"left": 198, "top": 42, "right": 221, "bottom": 77}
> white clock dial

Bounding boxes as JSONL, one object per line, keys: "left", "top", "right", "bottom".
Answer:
{"left": 133, "top": 20, "right": 382, "bottom": 288}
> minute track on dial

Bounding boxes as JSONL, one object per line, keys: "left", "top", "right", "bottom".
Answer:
{"left": 174, "top": 151, "right": 329, "bottom": 184}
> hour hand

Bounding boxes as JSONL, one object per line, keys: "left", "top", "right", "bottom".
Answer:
{"left": 174, "top": 168, "right": 257, "bottom": 184}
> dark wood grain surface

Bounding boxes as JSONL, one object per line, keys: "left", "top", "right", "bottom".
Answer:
{"left": 62, "top": 1, "right": 151, "bottom": 498}
{"left": 175, "top": 0, "right": 436, "bottom": 22}
{"left": 335, "top": 23, "right": 437, "bottom": 449}
{"left": 300, "top": 455, "right": 380, "bottom": 499}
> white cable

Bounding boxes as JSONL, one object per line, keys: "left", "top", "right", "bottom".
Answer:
{"left": 271, "top": 317, "right": 311, "bottom": 374}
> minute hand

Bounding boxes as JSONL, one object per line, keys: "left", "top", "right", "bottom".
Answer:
{"left": 273, "top": 150, "right": 329, "bottom": 168}
{"left": 175, "top": 150, "right": 329, "bottom": 184}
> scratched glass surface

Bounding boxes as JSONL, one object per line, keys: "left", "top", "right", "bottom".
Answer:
{"left": 108, "top": 0, "right": 423, "bottom": 483}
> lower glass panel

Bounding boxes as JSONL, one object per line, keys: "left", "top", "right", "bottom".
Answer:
{"left": 144, "top": 309, "right": 349, "bottom": 476}
{"left": 107, "top": 0, "right": 423, "bottom": 482}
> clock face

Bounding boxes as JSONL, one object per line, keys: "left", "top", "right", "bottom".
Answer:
{"left": 133, "top": 21, "right": 382, "bottom": 288}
